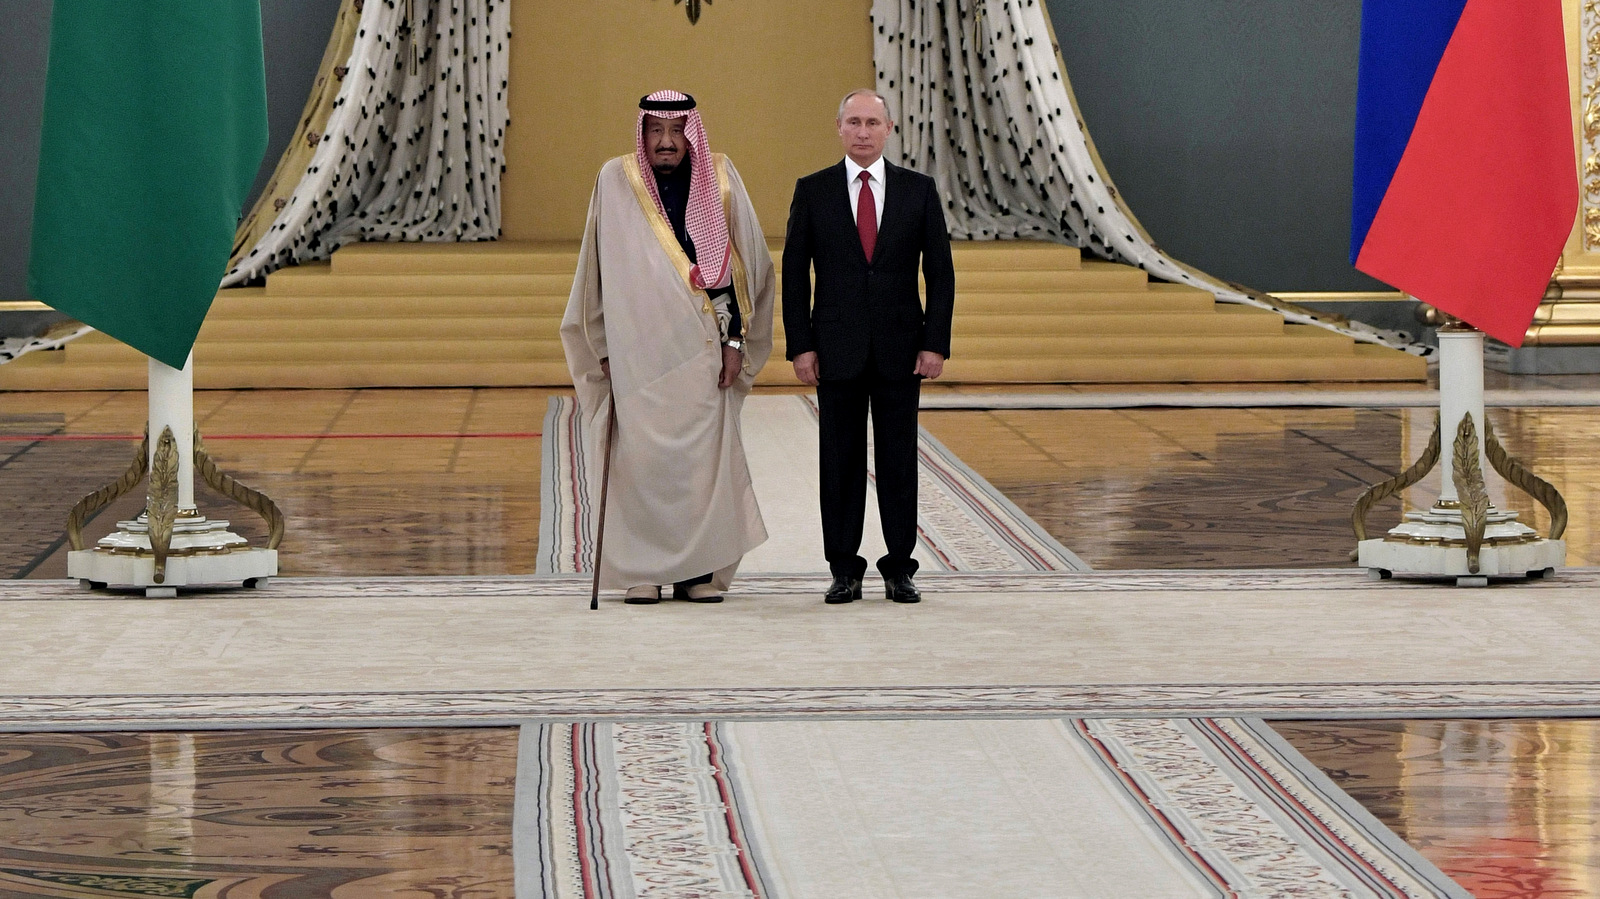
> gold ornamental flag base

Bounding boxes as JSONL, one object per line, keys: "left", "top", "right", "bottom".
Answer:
{"left": 65, "top": 354, "right": 281, "bottom": 597}
{"left": 1354, "top": 321, "right": 1566, "bottom": 586}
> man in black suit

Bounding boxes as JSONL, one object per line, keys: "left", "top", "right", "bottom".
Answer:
{"left": 783, "top": 89, "right": 955, "bottom": 605}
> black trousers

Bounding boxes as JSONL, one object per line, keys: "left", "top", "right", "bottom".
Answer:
{"left": 816, "top": 368, "right": 921, "bottom": 581}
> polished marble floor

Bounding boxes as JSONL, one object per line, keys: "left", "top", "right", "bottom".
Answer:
{"left": 3, "top": 379, "right": 1600, "bottom": 894}
{"left": 0, "top": 721, "right": 1588, "bottom": 898}
{"left": 0, "top": 388, "right": 554, "bottom": 580}
{"left": 1275, "top": 719, "right": 1600, "bottom": 899}
{"left": 0, "top": 728, "right": 517, "bottom": 897}
{"left": 3, "top": 379, "right": 1596, "bottom": 579}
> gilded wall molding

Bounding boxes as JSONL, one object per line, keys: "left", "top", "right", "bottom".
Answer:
{"left": 1583, "top": 0, "right": 1600, "bottom": 248}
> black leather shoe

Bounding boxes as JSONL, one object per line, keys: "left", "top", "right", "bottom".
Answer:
{"left": 884, "top": 574, "right": 921, "bottom": 603}
{"left": 824, "top": 576, "right": 862, "bottom": 604}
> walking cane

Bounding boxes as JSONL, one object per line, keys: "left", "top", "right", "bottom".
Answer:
{"left": 589, "top": 398, "right": 618, "bottom": 610}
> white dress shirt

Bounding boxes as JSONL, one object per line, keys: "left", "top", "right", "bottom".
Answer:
{"left": 845, "top": 156, "right": 886, "bottom": 228}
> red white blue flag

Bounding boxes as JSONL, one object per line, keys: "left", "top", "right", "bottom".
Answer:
{"left": 1351, "top": 0, "right": 1577, "bottom": 346}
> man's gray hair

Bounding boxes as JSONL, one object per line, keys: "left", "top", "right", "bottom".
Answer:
{"left": 838, "top": 89, "right": 893, "bottom": 121}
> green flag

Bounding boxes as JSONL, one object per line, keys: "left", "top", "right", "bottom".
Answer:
{"left": 28, "top": 1, "right": 269, "bottom": 370}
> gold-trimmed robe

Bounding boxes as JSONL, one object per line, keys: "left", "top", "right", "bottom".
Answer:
{"left": 560, "top": 154, "right": 775, "bottom": 590}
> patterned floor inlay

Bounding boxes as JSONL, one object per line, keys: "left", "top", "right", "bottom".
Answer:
{"left": 0, "top": 728, "right": 517, "bottom": 897}
{"left": 1274, "top": 719, "right": 1600, "bottom": 899}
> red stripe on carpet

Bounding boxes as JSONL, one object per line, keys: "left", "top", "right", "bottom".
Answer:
{"left": 1070, "top": 720, "right": 1235, "bottom": 892}
{"left": 703, "top": 723, "right": 769, "bottom": 899}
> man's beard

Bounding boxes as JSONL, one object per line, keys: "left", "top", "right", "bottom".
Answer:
{"left": 651, "top": 149, "right": 685, "bottom": 175}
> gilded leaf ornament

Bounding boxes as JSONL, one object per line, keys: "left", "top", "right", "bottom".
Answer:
{"left": 1452, "top": 413, "right": 1490, "bottom": 574}
{"left": 147, "top": 426, "right": 180, "bottom": 584}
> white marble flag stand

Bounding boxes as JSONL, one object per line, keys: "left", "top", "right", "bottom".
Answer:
{"left": 1358, "top": 326, "right": 1564, "bottom": 586}
{"left": 68, "top": 354, "right": 277, "bottom": 597}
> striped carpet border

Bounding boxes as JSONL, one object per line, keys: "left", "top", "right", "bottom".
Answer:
{"left": 1210, "top": 719, "right": 1470, "bottom": 898}
{"left": 706, "top": 723, "right": 778, "bottom": 899}
{"left": 515, "top": 722, "right": 777, "bottom": 898}
{"left": 7, "top": 681, "right": 1600, "bottom": 730}
{"left": 514, "top": 723, "right": 565, "bottom": 899}
{"left": 514, "top": 719, "right": 1467, "bottom": 898}
{"left": 9, "top": 567, "right": 1598, "bottom": 602}
{"left": 537, "top": 394, "right": 593, "bottom": 575}
{"left": 1069, "top": 717, "right": 1469, "bottom": 898}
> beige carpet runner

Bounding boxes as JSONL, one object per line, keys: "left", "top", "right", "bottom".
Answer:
{"left": 513, "top": 717, "right": 1467, "bottom": 898}
{"left": 538, "top": 394, "right": 1087, "bottom": 576}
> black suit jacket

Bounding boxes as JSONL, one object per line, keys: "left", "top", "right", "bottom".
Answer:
{"left": 783, "top": 160, "right": 955, "bottom": 381}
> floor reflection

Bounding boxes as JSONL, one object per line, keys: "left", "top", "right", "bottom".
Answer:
{"left": 922, "top": 404, "right": 1594, "bottom": 569}
{"left": 0, "top": 729, "right": 517, "bottom": 897}
{"left": 5, "top": 386, "right": 1597, "bottom": 578}
{"left": 1274, "top": 719, "right": 1600, "bottom": 899}
{"left": 0, "top": 388, "right": 550, "bottom": 580}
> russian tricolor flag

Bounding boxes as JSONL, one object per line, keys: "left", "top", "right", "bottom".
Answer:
{"left": 1352, "top": 0, "right": 1578, "bottom": 346}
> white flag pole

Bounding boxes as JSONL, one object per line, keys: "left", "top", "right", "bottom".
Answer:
{"left": 1434, "top": 325, "right": 1485, "bottom": 507}
{"left": 148, "top": 353, "right": 197, "bottom": 511}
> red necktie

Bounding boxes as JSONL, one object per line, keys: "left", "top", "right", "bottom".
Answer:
{"left": 856, "top": 170, "right": 877, "bottom": 261}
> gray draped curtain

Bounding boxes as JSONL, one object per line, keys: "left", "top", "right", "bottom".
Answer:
{"left": 871, "top": 0, "right": 1421, "bottom": 353}
{"left": 223, "top": 0, "right": 511, "bottom": 285}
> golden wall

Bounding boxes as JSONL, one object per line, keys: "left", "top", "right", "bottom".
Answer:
{"left": 502, "top": 0, "right": 874, "bottom": 241}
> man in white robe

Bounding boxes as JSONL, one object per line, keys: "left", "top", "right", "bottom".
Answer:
{"left": 560, "top": 90, "right": 775, "bottom": 604}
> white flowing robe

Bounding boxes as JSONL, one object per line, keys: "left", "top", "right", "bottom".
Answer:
{"left": 560, "top": 153, "right": 775, "bottom": 590}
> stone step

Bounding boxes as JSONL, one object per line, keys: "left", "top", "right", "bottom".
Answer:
{"left": 331, "top": 241, "right": 583, "bottom": 274}
{"left": 0, "top": 360, "right": 576, "bottom": 390}
{"left": 65, "top": 337, "right": 566, "bottom": 365}
{"left": 325, "top": 239, "right": 1085, "bottom": 274}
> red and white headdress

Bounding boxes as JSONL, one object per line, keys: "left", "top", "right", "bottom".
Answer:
{"left": 636, "top": 90, "right": 732, "bottom": 291}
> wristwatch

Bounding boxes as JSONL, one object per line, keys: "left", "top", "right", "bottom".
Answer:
{"left": 724, "top": 339, "right": 744, "bottom": 351}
